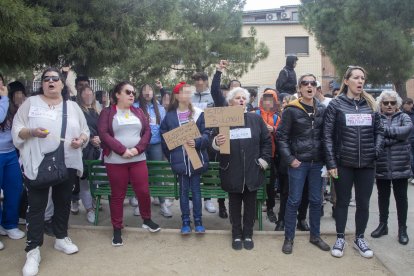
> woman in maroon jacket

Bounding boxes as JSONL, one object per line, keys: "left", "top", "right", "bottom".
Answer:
{"left": 98, "top": 81, "right": 160, "bottom": 247}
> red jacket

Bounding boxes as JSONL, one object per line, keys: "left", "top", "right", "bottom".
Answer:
{"left": 98, "top": 104, "right": 151, "bottom": 157}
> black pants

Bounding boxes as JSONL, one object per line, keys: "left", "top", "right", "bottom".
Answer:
{"left": 335, "top": 166, "right": 374, "bottom": 236}
{"left": 266, "top": 158, "right": 276, "bottom": 210}
{"left": 376, "top": 178, "right": 408, "bottom": 227}
{"left": 71, "top": 174, "right": 80, "bottom": 202}
{"left": 229, "top": 186, "right": 257, "bottom": 239}
{"left": 25, "top": 169, "right": 76, "bottom": 252}
{"left": 278, "top": 172, "right": 309, "bottom": 221}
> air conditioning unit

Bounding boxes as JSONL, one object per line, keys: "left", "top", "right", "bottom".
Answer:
{"left": 281, "top": 12, "right": 291, "bottom": 20}
{"left": 266, "top": 13, "right": 277, "bottom": 21}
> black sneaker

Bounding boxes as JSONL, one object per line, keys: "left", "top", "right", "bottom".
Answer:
{"left": 267, "top": 209, "right": 277, "bottom": 223}
{"left": 218, "top": 205, "right": 228, "bottom": 219}
{"left": 142, "top": 219, "right": 161, "bottom": 233}
{"left": 331, "top": 237, "right": 346, "bottom": 258}
{"left": 112, "top": 229, "right": 123, "bottom": 246}
{"left": 243, "top": 237, "right": 254, "bottom": 250}
{"left": 274, "top": 220, "right": 285, "bottom": 231}
{"left": 232, "top": 238, "right": 243, "bottom": 250}
{"left": 353, "top": 236, "right": 373, "bottom": 258}
{"left": 282, "top": 238, "right": 294, "bottom": 254}
{"left": 297, "top": 219, "right": 310, "bottom": 231}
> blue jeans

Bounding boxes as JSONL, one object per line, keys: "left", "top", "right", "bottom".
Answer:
{"left": 178, "top": 174, "right": 202, "bottom": 223}
{"left": 146, "top": 143, "right": 165, "bottom": 204}
{"left": 285, "top": 161, "right": 323, "bottom": 240}
{"left": 0, "top": 150, "right": 23, "bottom": 229}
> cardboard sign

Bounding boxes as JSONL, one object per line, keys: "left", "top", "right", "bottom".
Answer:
{"left": 162, "top": 121, "right": 203, "bottom": 169}
{"left": 205, "top": 106, "right": 245, "bottom": 154}
{"left": 204, "top": 106, "right": 245, "bottom": 127}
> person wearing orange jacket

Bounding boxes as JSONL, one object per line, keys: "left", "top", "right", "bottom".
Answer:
{"left": 255, "top": 89, "right": 281, "bottom": 223}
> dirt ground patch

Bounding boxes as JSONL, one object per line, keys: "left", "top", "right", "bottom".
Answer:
{"left": 0, "top": 227, "right": 390, "bottom": 276}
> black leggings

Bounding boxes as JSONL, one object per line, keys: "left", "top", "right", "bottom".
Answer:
{"left": 334, "top": 166, "right": 374, "bottom": 236}
{"left": 376, "top": 178, "right": 408, "bottom": 227}
{"left": 229, "top": 187, "right": 257, "bottom": 239}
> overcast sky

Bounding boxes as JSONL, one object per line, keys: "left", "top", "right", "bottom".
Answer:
{"left": 244, "top": 0, "right": 301, "bottom": 11}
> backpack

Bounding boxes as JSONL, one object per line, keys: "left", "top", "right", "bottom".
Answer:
{"left": 255, "top": 110, "right": 278, "bottom": 126}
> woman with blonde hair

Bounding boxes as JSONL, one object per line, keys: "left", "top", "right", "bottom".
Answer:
{"left": 324, "top": 66, "right": 384, "bottom": 258}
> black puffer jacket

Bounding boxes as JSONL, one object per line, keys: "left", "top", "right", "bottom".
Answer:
{"left": 277, "top": 99, "right": 326, "bottom": 165}
{"left": 275, "top": 56, "right": 297, "bottom": 95}
{"left": 376, "top": 112, "right": 412, "bottom": 179}
{"left": 324, "top": 94, "right": 384, "bottom": 169}
{"left": 212, "top": 112, "right": 272, "bottom": 193}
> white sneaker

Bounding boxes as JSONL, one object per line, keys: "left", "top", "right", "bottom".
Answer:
{"left": 152, "top": 197, "right": 160, "bottom": 206}
{"left": 411, "top": 179, "right": 414, "bottom": 184}
{"left": 54, "top": 237, "right": 79, "bottom": 254}
{"left": 204, "top": 200, "right": 216, "bottom": 213}
{"left": 129, "top": 197, "right": 138, "bottom": 207}
{"left": 165, "top": 198, "right": 174, "bottom": 207}
{"left": 133, "top": 206, "right": 141, "bottom": 216}
{"left": 22, "top": 247, "right": 41, "bottom": 276}
{"left": 86, "top": 210, "right": 95, "bottom": 224}
{"left": 71, "top": 201, "right": 79, "bottom": 215}
{"left": 0, "top": 240, "right": 4, "bottom": 250}
{"left": 349, "top": 198, "right": 356, "bottom": 207}
{"left": 160, "top": 203, "right": 173, "bottom": 218}
{"left": 0, "top": 226, "right": 25, "bottom": 239}
{"left": 331, "top": 238, "right": 346, "bottom": 258}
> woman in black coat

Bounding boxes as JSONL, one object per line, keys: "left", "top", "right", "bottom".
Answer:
{"left": 212, "top": 87, "right": 272, "bottom": 251}
{"left": 323, "top": 66, "right": 384, "bottom": 259}
{"left": 371, "top": 90, "right": 411, "bottom": 245}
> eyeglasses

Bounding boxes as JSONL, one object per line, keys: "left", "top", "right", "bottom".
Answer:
{"left": 382, "top": 101, "right": 397, "bottom": 106}
{"left": 300, "top": 80, "right": 317, "bottom": 87}
{"left": 42, "top": 76, "right": 60, "bottom": 82}
{"left": 124, "top": 89, "right": 136, "bottom": 96}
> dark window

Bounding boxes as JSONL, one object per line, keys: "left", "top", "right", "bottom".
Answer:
{"left": 285, "top": 37, "right": 309, "bottom": 55}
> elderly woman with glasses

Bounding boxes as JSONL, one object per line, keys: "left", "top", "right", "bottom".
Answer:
{"left": 98, "top": 81, "right": 160, "bottom": 247}
{"left": 12, "top": 68, "right": 90, "bottom": 276}
{"left": 324, "top": 66, "right": 384, "bottom": 259}
{"left": 370, "top": 90, "right": 411, "bottom": 245}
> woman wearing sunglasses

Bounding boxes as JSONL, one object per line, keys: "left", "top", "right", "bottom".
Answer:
{"left": 98, "top": 81, "right": 160, "bottom": 247}
{"left": 324, "top": 66, "right": 384, "bottom": 258}
{"left": 12, "top": 68, "right": 90, "bottom": 276}
{"left": 371, "top": 90, "right": 410, "bottom": 245}
{"left": 277, "top": 74, "right": 329, "bottom": 254}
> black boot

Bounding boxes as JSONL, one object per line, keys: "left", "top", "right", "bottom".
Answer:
{"left": 267, "top": 209, "right": 277, "bottom": 223}
{"left": 219, "top": 204, "right": 228, "bottom": 219}
{"left": 398, "top": 226, "right": 409, "bottom": 245}
{"left": 297, "top": 219, "right": 310, "bottom": 231}
{"left": 275, "top": 220, "right": 285, "bottom": 231}
{"left": 371, "top": 222, "right": 388, "bottom": 238}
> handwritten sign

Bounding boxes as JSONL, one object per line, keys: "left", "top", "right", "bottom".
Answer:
{"left": 345, "top": 114, "right": 372, "bottom": 126}
{"left": 205, "top": 106, "right": 245, "bottom": 154}
{"left": 162, "top": 121, "right": 202, "bottom": 169}
{"left": 204, "top": 106, "right": 245, "bottom": 127}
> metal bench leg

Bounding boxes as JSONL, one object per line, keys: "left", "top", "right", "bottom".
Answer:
{"left": 257, "top": 200, "right": 263, "bottom": 231}
{"left": 94, "top": 196, "right": 101, "bottom": 226}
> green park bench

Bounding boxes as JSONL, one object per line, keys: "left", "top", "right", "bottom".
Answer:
{"left": 85, "top": 160, "right": 270, "bottom": 230}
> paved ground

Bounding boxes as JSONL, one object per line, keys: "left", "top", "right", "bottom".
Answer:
{"left": 0, "top": 183, "right": 413, "bottom": 275}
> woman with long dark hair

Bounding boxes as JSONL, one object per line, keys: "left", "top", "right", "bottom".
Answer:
{"left": 134, "top": 83, "right": 171, "bottom": 217}
{"left": 324, "top": 66, "right": 384, "bottom": 258}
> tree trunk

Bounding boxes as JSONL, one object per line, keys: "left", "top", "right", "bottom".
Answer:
{"left": 395, "top": 80, "right": 407, "bottom": 99}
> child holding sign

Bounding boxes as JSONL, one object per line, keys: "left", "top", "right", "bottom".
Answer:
{"left": 160, "top": 82, "right": 210, "bottom": 234}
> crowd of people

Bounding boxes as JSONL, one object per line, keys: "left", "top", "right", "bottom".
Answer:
{"left": 0, "top": 57, "right": 412, "bottom": 275}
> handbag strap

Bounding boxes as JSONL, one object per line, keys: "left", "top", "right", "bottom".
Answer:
{"left": 59, "top": 100, "right": 68, "bottom": 146}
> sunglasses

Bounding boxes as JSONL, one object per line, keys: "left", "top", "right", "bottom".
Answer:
{"left": 300, "top": 80, "right": 317, "bottom": 87}
{"left": 42, "top": 76, "right": 60, "bottom": 82}
{"left": 382, "top": 101, "right": 397, "bottom": 106}
{"left": 124, "top": 89, "right": 136, "bottom": 96}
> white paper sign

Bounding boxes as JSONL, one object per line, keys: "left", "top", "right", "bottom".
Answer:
{"left": 28, "top": 106, "right": 57, "bottom": 120}
{"left": 345, "top": 114, "right": 372, "bottom": 126}
{"left": 117, "top": 114, "right": 140, "bottom": 126}
{"left": 230, "top": 128, "right": 252, "bottom": 140}
{"left": 193, "top": 102, "right": 208, "bottom": 110}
